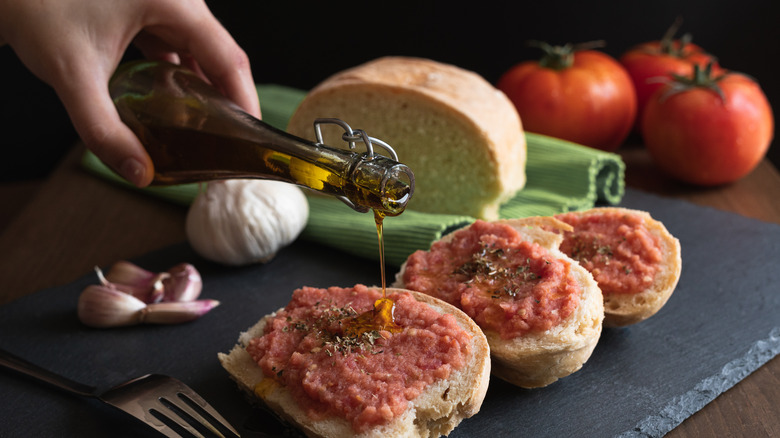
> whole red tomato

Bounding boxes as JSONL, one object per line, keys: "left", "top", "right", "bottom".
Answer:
{"left": 620, "top": 21, "right": 721, "bottom": 130}
{"left": 642, "top": 65, "right": 774, "bottom": 186}
{"left": 497, "top": 41, "right": 636, "bottom": 152}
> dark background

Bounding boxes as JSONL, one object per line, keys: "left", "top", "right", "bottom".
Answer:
{"left": 2, "top": 0, "right": 778, "bottom": 182}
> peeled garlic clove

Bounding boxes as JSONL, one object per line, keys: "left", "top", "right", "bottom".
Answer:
{"left": 162, "top": 263, "right": 202, "bottom": 302}
{"left": 140, "top": 300, "right": 220, "bottom": 324}
{"left": 77, "top": 284, "right": 147, "bottom": 328}
{"left": 186, "top": 180, "right": 309, "bottom": 266}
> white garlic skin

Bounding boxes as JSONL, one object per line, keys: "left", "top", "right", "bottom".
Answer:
{"left": 185, "top": 180, "right": 309, "bottom": 266}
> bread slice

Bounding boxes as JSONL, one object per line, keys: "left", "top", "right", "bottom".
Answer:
{"left": 286, "top": 56, "right": 526, "bottom": 220}
{"left": 218, "top": 286, "right": 490, "bottom": 438}
{"left": 552, "top": 207, "right": 682, "bottom": 327}
{"left": 394, "top": 217, "right": 604, "bottom": 388}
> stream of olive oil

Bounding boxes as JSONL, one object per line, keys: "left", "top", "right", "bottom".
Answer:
{"left": 343, "top": 210, "right": 401, "bottom": 337}
{"left": 372, "top": 210, "right": 400, "bottom": 331}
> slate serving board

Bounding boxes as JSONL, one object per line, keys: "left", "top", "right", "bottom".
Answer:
{"left": 1, "top": 188, "right": 779, "bottom": 438}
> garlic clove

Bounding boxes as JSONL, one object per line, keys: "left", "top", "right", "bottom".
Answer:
{"left": 77, "top": 284, "right": 147, "bottom": 328}
{"left": 105, "top": 260, "right": 156, "bottom": 285}
{"left": 147, "top": 273, "right": 168, "bottom": 303}
{"left": 162, "top": 263, "right": 202, "bottom": 302}
{"left": 107, "top": 275, "right": 167, "bottom": 303}
{"left": 102, "top": 261, "right": 205, "bottom": 304}
{"left": 140, "top": 300, "right": 220, "bottom": 324}
{"left": 79, "top": 263, "right": 213, "bottom": 328}
{"left": 102, "top": 262, "right": 167, "bottom": 303}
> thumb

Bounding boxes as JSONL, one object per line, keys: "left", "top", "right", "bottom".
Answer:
{"left": 54, "top": 69, "right": 155, "bottom": 187}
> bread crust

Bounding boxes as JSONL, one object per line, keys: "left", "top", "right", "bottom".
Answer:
{"left": 218, "top": 288, "right": 491, "bottom": 438}
{"left": 554, "top": 207, "right": 682, "bottom": 327}
{"left": 394, "top": 217, "right": 604, "bottom": 388}
{"left": 286, "top": 56, "right": 526, "bottom": 220}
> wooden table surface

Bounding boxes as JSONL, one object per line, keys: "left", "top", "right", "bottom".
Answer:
{"left": 1, "top": 143, "right": 778, "bottom": 437}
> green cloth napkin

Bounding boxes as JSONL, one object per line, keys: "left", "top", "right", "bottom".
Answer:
{"left": 82, "top": 84, "right": 624, "bottom": 266}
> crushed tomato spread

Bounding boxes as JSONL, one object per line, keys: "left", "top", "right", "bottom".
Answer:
{"left": 402, "top": 220, "right": 581, "bottom": 340}
{"left": 554, "top": 210, "right": 662, "bottom": 295}
{"left": 246, "top": 285, "right": 472, "bottom": 433}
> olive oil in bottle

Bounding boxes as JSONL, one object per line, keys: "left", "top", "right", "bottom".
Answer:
{"left": 109, "top": 60, "right": 414, "bottom": 216}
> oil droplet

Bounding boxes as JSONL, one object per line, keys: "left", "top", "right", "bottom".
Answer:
{"left": 344, "top": 297, "right": 402, "bottom": 338}
{"left": 254, "top": 379, "right": 277, "bottom": 398}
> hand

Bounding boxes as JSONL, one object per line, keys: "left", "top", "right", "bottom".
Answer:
{"left": 0, "top": 0, "right": 261, "bottom": 187}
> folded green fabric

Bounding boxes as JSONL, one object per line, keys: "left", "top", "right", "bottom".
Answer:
{"left": 82, "top": 84, "right": 624, "bottom": 266}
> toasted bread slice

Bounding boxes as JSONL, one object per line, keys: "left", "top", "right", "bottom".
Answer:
{"left": 218, "top": 286, "right": 490, "bottom": 438}
{"left": 394, "top": 218, "right": 603, "bottom": 388}
{"left": 552, "top": 207, "right": 682, "bottom": 327}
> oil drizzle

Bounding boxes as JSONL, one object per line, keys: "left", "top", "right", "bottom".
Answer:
{"left": 343, "top": 210, "right": 401, "bottom": 338}
{"left": 376, "top": 210, "right": 387, "bottom": 298}
{"left": 373, "top": 210, "right": 400, "bottom": 332}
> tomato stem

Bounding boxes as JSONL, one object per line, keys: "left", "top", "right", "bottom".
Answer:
{"left": 661, "top": 62, "right": 728, "bottom": 103}
{"left": 656, "top": 17, "right": 698, "bottom": 58}
{"left": 528, "top": 40, "right": 605, "bottom": 71}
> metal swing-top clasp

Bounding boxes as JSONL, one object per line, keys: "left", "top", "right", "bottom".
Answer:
{"left": 312, "top": 118, "right": 415, "bottom": 213}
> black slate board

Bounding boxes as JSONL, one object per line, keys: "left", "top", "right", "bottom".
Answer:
{"left": 1, "top": 188, "right": 779, "bottom": 438}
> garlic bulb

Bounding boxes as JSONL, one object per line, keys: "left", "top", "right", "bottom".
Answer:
{"left": 185, "top": 180, "right": 309, "bottom": 266}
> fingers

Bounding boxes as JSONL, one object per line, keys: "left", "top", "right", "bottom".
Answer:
{"left": 3, "top": 0, "right": 257, "bottom": 188}
{"left": 132, "top": 32, "right": 202, "bottom": 82}
{"left": 189, "top": 30, "right": 261, "bottom": 119}
{"left": 54, "top": 67, "right": 154, "bottom": 187}
{"left": 139, "top": 1, "right": 261, "bottom": 119}
{"left": 132, "top": 31, "right": 181, "bottom": 65}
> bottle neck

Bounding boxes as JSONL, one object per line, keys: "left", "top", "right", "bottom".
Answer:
{"left": 109, "top": 61, "right": 413, "bottom": 216}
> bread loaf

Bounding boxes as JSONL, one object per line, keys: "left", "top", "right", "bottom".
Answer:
{"left": 286, "top": 56, "right": 526, "bottom": 220}
{"left": 552, "top": 207, "right": 682, "bottom": 327}
{"left": 219, "top": 285, "right": 491, "bottom": 438}
{"left": 394, "top": 217, "right": 604, "bottom": 388}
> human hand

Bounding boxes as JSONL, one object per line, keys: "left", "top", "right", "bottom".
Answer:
{"left": 0, "top": 0, "right": 260, "bottom": 187}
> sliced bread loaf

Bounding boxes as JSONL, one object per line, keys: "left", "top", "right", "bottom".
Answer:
{"left": 286, "top": 56, "right": 526, "bottom": 220}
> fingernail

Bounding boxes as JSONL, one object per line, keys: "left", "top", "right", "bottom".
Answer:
{"left": 119, "top": 158, "right": 146, "bottom": 186}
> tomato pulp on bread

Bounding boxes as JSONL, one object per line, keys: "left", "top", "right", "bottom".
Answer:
{"left": 554, "top": 210, "right": 662, "bottom": 295}
{"left": 402, "top": 220, "right": 581, "bottom": 339}
{"left": 246, "top": 285, "right": 472, "bottom": 433}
